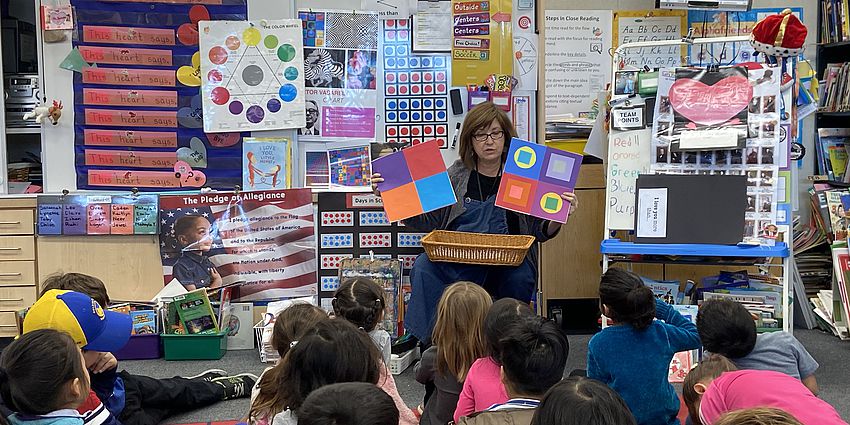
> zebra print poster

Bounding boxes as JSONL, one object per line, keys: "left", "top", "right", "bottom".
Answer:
{"left": 298, "top": 10, "right": 380, "bottom": 141}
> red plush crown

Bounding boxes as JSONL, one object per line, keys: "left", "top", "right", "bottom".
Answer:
{"left": 750, "top": 9, "right": 807, "bottom": 58}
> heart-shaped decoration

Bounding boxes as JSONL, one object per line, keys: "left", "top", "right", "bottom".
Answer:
{"left": 177, "top": 107, "right": 203, "bottom": 129}
{"left": 177, "top": 52, "right": 201, "bottom": 87}
{"left": 177, "top": 137, "right": 208, "bottom": 168}
{"left": 177, "top": 5, "right": 209, "bottom": 46}
{"left": 668, "top": 75, "right": 752, "bottom": 126}
{"left": 174, "top": 160, "right": 207, "bottom": 187}
{"left": 207, "top": 132, "right": 240, "bottom": 147}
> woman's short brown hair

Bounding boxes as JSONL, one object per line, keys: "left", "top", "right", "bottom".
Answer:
{"left": 458, "top": 101, "right": 518, "bottom": 169}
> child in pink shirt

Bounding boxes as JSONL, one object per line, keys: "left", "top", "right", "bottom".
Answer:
{"left": 454, "top": 298, "right": 534, "bottom": 422}
{"left": 683, "top": 355, "right": 847, "bottom": 425}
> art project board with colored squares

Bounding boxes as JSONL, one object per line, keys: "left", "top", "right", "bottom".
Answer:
{"left": 496, "top": 138, "right": 583, "bottom": 223}
{"left": 372, "top": 140, "right": 456, "bottom": 222}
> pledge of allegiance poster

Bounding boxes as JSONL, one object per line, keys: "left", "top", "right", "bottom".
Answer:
{"left": 159, "top": 189, "right": 317, "bottom": 301}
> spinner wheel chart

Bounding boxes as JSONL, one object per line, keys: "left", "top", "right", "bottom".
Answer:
{"left": 513, "top": 34, "right": 538, "bottom": 80}
{"left": 199, "top": 20, "right": 306, "bottom": 133}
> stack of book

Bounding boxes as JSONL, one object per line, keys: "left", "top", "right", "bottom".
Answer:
{"left": 108, "top": 303, "right": 158, "bottom": 335}
{"left": 820, "top": 0, "right": 850, "bottom": 44}
{"left": 164, "top": 289, "right": 220, "bottom": 335}
{"left": 819, "top": 63, "right": 850, "bottom": 112}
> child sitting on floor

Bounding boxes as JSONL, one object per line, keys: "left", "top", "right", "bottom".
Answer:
{"left": 587, "top": 268, "right": 701, "bottom": 425}
{"left": 415, "top": 282, "right": 492, "bottom": 425}
{"left": 248, "top": 319, "right": 382, "bottom": 425}
{"left": 683, "top": 355, "right": 846, "bottom": 425}
{"left": 713, "top": 408, "right": 803, "bottom": 425}
{"left": 298, "top": 383, "right": 399, "bottom": 425}
{"left": 457, "top": 315, "right": 568, "bottom": 425}
{"left": 454, "top": 298, "right": 534, "bottom": 422}
{"left": 0, "top": 329, "right": 90, "bottom": 425}
{"left": 531, "top": 377, "right": 637, "bottom": 425}
{"left": 697, "top": 299, "right": 819, "bottom": 394}
{"left": 251, "top": 303, "right": 330, "bottom": 404}
{"left": 36, "top": 274, "right": 256, "bottom": 425}
{"left": 332, "top": 277, "right": 392, "bottom": 364}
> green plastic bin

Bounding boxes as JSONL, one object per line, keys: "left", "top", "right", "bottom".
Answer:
{"left": 161, "top": 331, "right": 228, "bottom": 360}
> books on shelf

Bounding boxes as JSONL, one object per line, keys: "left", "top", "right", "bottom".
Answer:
{"left": 815, "top": 128, "right": 850, "bottom": 181}
{"left": 820, "top": 0, "right": 850, "bottom": 44}
{"left": 819, "top": 63, "right": 850, "bottom": 112}
{"left": 172, "top": 289, "right": 219, "bottom": 335}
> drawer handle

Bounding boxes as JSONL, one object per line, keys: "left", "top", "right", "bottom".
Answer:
{"left": 0, "top": 325, "right": 18, "bottom": 328}
{"left": 0, "top": 248, "right": 22, "bottom": 251}
{"left": 0, "top": 298, "right": 23, "bottom": 302}
{"left": 0, "top": 222, "right": 21, "bottom": 225}
{"left": 0, "top": 273, "right": 22, "bottom": 277}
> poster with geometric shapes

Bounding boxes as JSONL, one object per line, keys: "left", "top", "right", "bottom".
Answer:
{"left": 496, "top": 138, "right": 582, "bottom": 223}
{"left": 372, "top": 140, "right": 456, "bottom": 222}
{"left": 298, "top": 10, "right": 379, "bottom": 141}
{"left": 70, "top": 1, "right": 248, "bottom": 191}
{"left": 381, "top": 19, "right": 451, "bottom": 149}
{"left": 199, "top": 20, "right": 306, "bottom": 133}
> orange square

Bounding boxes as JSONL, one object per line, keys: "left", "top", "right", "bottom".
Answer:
{"left": 497, "top": 175, "right": 535, "bottom": 210}
{"left": 380, "top": 182, "right": 424, "bottom": 222}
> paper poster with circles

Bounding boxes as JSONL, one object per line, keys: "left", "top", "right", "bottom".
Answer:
{"left": 496, "top": 138, "right": 583, "bottom": 224}
{"left": 199, "top": 20, "right": 306, "bottom": 133}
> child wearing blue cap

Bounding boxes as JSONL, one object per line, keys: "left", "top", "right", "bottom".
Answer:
{"left": 0, "top": 329, "right": 90, "bottom": 425}
{"left": 28, "top": 280, "right": 256, "bottom": 425}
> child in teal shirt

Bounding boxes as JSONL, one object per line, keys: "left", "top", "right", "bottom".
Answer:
{"left": 588, "top": 269, "right": 701, "bottom": 425}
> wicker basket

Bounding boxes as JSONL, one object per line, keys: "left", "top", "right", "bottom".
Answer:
{"left": 421, "top": 230, "right": 535, "bottom": 266}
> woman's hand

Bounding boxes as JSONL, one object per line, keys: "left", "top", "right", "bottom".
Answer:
{"left": 371, "top": 173, "right": 384, "bottom": 196}
{"left": 545, "top": 191, "right": 579, "bottom": 236}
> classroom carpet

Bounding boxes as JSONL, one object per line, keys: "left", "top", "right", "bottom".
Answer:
{"left": 119, "top": 329, "right": 850, "bottom": 424}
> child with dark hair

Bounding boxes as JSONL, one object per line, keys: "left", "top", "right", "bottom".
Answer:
{"left": 587, "top": 268, "right": 701, "bottom": 425}
{"left": 27, "top": 287, "right": 256, "bottom": 425}
{"left": 531, "top": 377, "right": 637, "bottom": 425}
{"left": 251, "top": 303, "right": 330, "bottom": 406}
{"left": 249, "top": 319, "right": 382, "bottom": 425}
{"left": 454, "top": 298, "right": 534, "bottom": 421}
{"left": 697, "top": 299, "right": 819, "bottom": 394}
{"left": 297, "top": 383, "right": 399, "bottom": 425}
{"left": 172, "top": 214, "right": 221, "bottom": 290}
{"left": 333, "top": 278, "right": 391, "bottom": 364}
{"left": 0, "top": 329, "right": 90, "bottom": 425}
{"left": 683, "top": 356, "right": 845, "bottom": 425}
{"left": 457, "top": 315, "right": 568, "bottom": 425}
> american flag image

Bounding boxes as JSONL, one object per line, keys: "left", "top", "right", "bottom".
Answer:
{"left": 160, "top": 189, "right": 318, "bottom": 301}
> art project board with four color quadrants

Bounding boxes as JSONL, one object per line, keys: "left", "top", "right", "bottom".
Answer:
{"left": 496, "top": 138, "right": 583, "bottom": 224}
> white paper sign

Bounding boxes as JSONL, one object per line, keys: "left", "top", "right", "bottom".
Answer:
{"left": 605, "top": 129, "right": 651, "bottom": 230}
{"left": 637, "top": 187, "right": 668, "bottom": 238}
{"left": 611, "top": 106, "right": 645, "bottom": 130}
{"left": 362, "top": 0, "right": 409, "bottom": 20}
{"left": 678, "top": 129, "right": 738, "bottom": 149}
{"left": 544, "top": 10, "right": 612, "bottom": 119}
{"left": 618, "top": 16, "right": 683, "bottom": 69}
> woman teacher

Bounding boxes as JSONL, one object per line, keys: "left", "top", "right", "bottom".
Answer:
{"left": 371, "top": 102, "right": 578, "bottom": 341}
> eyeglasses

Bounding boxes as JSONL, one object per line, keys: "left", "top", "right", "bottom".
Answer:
{"left": 473, "top": 130, "right": 505, "bottom": 143}
{"left": 306, "top": 109, "right": 319, "bottom": 115}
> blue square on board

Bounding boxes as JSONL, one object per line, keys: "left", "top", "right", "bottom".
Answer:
{"left": 415, "top": 172, "right": 456, "bottom": 213}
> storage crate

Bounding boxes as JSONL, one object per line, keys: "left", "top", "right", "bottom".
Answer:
{"left": 254, "top": 321, "right": 280, "bottom": 363}
{"left": 114, "top": 333, "right": 161, "bottom": 360}
{"left": 389, "top": 346, "right": 420, "bottom": 375}
{"left": 422, "top": 230, "right": 534, "bottom": 266}
{"left": 161, "top": 331, "right": 227, "bottom": 360}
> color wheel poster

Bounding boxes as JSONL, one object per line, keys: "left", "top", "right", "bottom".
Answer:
{"left": 297, "top": 10, "right": 379, "bottom": 140}
{"left": 71, "top": 1, "right": 248, "bottom": 191}
{"left": 199, "top": 20, "right": 306, "bottom": 132}
{"left": 159, "top": 189, "right": 317, "bottom": 301}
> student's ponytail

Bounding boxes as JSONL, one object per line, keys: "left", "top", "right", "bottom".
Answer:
{"left": 624, "top": 285, "right": 655, "bottom": 330}
{"left": 332, "top": 278, "right": 386, "bottom": 332}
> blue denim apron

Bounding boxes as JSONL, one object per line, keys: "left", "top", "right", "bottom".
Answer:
{"left": 404, "top": 195, "right": 537, "bottom": 342}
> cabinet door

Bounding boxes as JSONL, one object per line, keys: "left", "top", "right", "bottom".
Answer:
{"left": 540, "top": 188, "right": 606, "bottom": 302}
